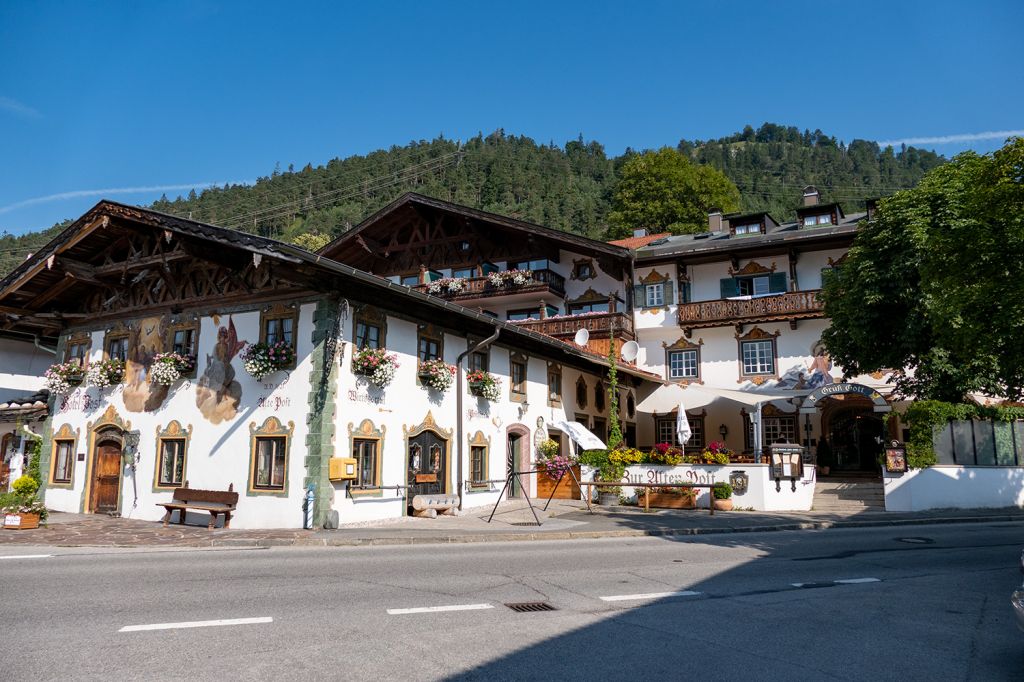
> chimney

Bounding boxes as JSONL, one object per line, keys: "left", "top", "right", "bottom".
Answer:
{"left": 865, "top": 198, "right": 878, "bottom": 221}
{"left": 708, "top": 209, "right": 723, "bottom": 233}
{"left": 632, "top": 228, "right": 648, "bottom": 238}
{"left": 802, "top": 186, "right": 820, "bottom": 206}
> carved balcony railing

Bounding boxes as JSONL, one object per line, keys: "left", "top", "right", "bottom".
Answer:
{"left": 413, "top": 268, "right": 566, "bottom": 301}
{"left": 512, "top": 311, "right": 635, "bottom": 340}
{"left": 677, "top": 290, "right": 824, "bottom": 331}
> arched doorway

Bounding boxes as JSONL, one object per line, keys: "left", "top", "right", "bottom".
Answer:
{"left": 506, "top": 425, "right": 530, "bottom": 498}
{"left": 820, "top": 397, "right": 885, "bottom": 474}
{"left": 90, "top": 427, "right": 124, "bottom": 513}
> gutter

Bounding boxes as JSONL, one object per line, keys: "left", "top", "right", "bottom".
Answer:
{"left": 454, "top": 326, "right": 501, "bottom": 511}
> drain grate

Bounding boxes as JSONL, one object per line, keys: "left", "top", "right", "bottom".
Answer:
{"left": 509, "top": 522, "right": 542, "bottom": 526}
{"left": 505, "top": 602, "right": 557, "bottom": 613}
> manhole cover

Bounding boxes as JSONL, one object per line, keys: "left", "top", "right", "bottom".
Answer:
{"left": 505, "top": 602, "right": 557, "bottom": 613}
{"left": 509, "top": 522, "right": 541, "bottom": 526}
{"left": 897, "top": 537, "right": 935, "bottom": 544}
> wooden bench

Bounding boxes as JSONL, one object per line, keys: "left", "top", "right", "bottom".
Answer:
{"left": 411, "top": 494, "right": 460, "bottom": 518}
{"left": 158, "top": 482, "right": 238, "bottom": 530}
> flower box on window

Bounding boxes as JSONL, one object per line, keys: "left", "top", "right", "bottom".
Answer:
{"left": 487, "top": 269, "right": 533, "bottom": 289}
{"left": 44, "top": 362, "right": 85, "bottom": 394}
{"left": 418, "top": 359, "right": 455, "bottom": 392}
{"left": 241, "top": 341, "right": 295, "bottom": 380}
{"left": 466, "top": 370, "right": 501, "bottom": 401}
{"left": 351, "top": 347, "right": 399, "bottom": 388}
{"left": 85, "top": 358, "right": 125, "bottom": 389}
{"left": 149, "top": 352, "right": 197, "bottom": 385}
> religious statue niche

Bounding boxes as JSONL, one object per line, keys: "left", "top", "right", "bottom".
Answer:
{"left": 121, "top": 316, "right": 171, "bottom": 413}
{"left": 196, "top": 316, "right": 246, "bottom": 424}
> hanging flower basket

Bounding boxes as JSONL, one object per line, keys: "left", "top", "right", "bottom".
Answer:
{"left": 466, "top": 370, "right": 501, "bottom": 401}
{"left": 149, "top": 352, "right": 196, "bottom": 385}
{"left": 44, "top": 362, "right": 84, "bottom": 394}
{"left": 85, "top": 358, "right": 125, "bottom": 389}
{"left": 241, "top": 341, "right": 295, "bottom": 380}
{"left": 418, "top": 359, "right": 455, "bottom": 392}
{"left": 352, "top": 347, "right": 399, "bottom": 387}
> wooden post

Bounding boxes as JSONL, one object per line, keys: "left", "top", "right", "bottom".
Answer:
{"left": 644, "top": 487, "right": 650, "bottom": 513}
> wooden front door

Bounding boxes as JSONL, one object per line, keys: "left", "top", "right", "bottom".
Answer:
{"left": 90, "top": 440, "right": 122, "bottom": 513}
{"left": 407, "top": 431, "right": 447, "bottom": 508}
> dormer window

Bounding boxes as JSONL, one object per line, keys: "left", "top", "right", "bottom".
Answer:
{"left": 733, "top": 222, "right": 761, "bottom": 236}
{"left": 803, "top": 214, "right": 833, "bottom": 227}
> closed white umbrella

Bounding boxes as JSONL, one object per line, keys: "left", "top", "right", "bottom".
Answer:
{"left": 676, "top": 401, "right": 692, "bottom": 446}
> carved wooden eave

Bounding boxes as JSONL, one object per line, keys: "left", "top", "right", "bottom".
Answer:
{"left": 827, "top": 253, "right": 848, "bottom": 268}
{"left": 728, "top": 260, "right": 777, "bottom": 277}
{"left": 663, "top": 335, "right": 703, "bottom": 351}
{"left": 639, "top": 269, "right": 670, "bottom": 285}
{"left": 735, "top": 325, "right": 780, "bottom": 342}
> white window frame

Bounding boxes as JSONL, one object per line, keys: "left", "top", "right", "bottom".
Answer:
{"left": 741, "top": 339, "right": 775, "bottom": 375}
{"left": 668, "top": 349, "right": 698, "bottom": 380}
{"left": 645, "top": 283, "right": 665, "bottom": 307}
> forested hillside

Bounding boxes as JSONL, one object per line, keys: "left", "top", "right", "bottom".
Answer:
{"left": 1, "top": 124, "right": 944, "bottom": 276}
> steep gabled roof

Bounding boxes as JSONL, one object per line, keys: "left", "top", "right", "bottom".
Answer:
{"left": 607, "top": 232, "right": 671, "bottom": 249}
{"left": 0, "top": 201, "right": 659, "bottom": 383}
{"left": 318, "top": 192, "right": 631, "bottom": 271}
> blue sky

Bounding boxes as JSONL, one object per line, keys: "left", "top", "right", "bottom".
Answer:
{"left": 1, "top": 0, "right": 1021, "bottom": 236}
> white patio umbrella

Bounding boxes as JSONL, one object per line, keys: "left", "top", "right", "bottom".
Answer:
{"left": 676, "top": 402, "right": 692, "bottom": 446}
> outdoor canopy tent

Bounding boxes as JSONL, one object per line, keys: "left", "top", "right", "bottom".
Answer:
{"left": 636, "top": 384, "right": 813, "bottom": 456}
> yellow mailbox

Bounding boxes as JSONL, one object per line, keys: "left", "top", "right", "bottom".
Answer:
{"left": 329, "top": 457, "right": 359, "bottom": 481}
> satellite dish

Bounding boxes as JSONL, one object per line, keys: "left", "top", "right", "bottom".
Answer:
{"left": 620, "top": 340, "right": 640, "bottom": 363}
{"left": 573, "top": 328, "right": 590, "bottom": 347}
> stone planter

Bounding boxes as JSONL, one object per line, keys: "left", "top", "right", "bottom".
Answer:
{"left": 597, "top": 491, "right": 619, "bottom": 506}
{"left": 713, "top": 499, "right": 734, "bottom": 511}
{"left": 3, "top": 512, "right": 41, "bottom": 530}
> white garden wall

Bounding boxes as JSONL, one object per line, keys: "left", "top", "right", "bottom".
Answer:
{"left": 883, "top": 466, "right": 1024, "bottom": 511}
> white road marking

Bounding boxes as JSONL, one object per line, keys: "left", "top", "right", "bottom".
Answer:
{"left": 0, "top": 554, "right": 53, "bottom": 560}
{"left": 791, "top": 578, "right": 882, "bottom": 588}
{"left": 119, "top": 617, "right": 273, "bottom": 632}
{"left": 387, "top": 603, "right": 494, "bottom": 615}
{"left": 600, "top": 591, "right": 702, "bottom": 602}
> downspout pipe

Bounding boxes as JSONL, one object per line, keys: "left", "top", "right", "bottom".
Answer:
{"left": 455, "top": 325, "right": 501, "bottom": 511}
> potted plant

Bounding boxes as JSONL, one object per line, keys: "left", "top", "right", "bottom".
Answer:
{"left": 649, "top": 442, "right": 684, "bottom": 466}
{"left": 646, "top": 485, "right": 699, "bottom": 509}
{"left": 466, "top": 369, "right": 500, "bottom": 401}
{"left": 44, "top": 361, "right": 84, "bottom": 394}
{"left": 149, "top": 352, "right": 196, "bottom": 385}
{"left": 697, "top": 440, "right": 733, "bottom": 465}
{"left": 487, "top": 269, "right": 533, "bottom": 288}
{"left": 418, "top": 358, "right": 455, "bottom": 392}
{"left": 712, "top": 482, "right": 734, "bottom": 511}
{"left": 597, "top": 460, "right": 625, "bottom": 506}
{"left": 1, "top": 475, "right": 47, "bottom": 530}
{"left": 85, "top": 358, "right": 125, "bottom": 388}
{"left": 352, "top": 347, "right": 399, "bottom": 387}
{"left": 241, "top": 341, "right": 295, "bottom": 380}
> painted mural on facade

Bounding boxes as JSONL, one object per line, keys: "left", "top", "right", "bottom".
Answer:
{"left": 196, "top": 317, "right": 245, "bottom": 424}
{"left": 123, "top": 315, "right": 170, "bottom": 413}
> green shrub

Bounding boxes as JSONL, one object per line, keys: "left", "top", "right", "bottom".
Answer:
{"left": 578, "top": 449, "right": 610, "bottom": 467}
{"left": 713, "top": 483, "right": 733, "bottom": 500}
{"left": 11, "top": 475, "right": 39, "bottom": 497}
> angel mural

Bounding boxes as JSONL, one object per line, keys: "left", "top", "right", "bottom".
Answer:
{"left": 195, "top": 317, "right": 247, "bottom": 424}
{"left": 122, "top": 316, "right": 170, "bottom": 413}
{"left": 774, "top": 341, "right": 837, "bottom": 390}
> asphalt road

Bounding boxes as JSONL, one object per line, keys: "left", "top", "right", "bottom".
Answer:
{"left": 2, "top": 522, "right": 1023, "bottom": 681}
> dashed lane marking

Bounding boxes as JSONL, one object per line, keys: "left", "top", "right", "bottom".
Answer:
{"left": 387, "top": 603, "right": 495, "bottom": 615}
{"left": 0, "top": 554, "right": 53, "bottom": 560}
{"left": 119, "top": 617, "right": 273, "bottom": 632}
{"left": 600, "top": 591, "right": 702, "bottom": 602}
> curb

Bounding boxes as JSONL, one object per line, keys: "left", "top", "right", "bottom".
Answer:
{"left": 222, "top": 512, "right": 1024, "bottom": 548}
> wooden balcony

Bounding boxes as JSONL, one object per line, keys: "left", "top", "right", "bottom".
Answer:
{"left": 413, "top": 268, "right": 566, "bottom": 302}
{"left": 513, "top": 311, "right": 635, "bottom": 356}
{"left": 677, "top": 290, "right": 824, "bottom": 332}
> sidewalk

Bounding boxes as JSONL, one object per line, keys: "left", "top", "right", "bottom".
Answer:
{"left": 2, "top": 500, "right": 1023, "bottom": 549}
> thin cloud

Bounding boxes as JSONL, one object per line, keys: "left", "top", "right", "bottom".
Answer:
{"left": 0, "top": 96, "right": 40, "bottom": 118}
{"left": 0, "top": 182, "right": 249, "bottom": 215}
{"left": 878, "top": 129, "right": 1024, "bottom": 147}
